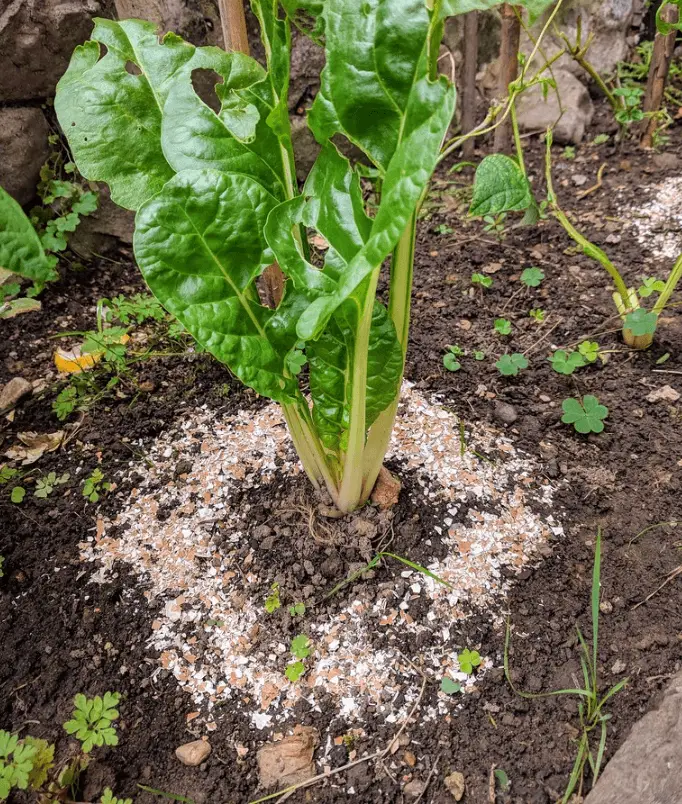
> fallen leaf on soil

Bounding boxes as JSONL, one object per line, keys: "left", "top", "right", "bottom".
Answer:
{"left": 458, "top": 318, "right": 472, "bottom": 330}
{"left": 371, "top": 466, "right": 401, "bottom": 509}
{"left": 0, "top": 377, "right": 32, "bottom": 413}
{"left": 404, "top": 779, "right": 426, "bottom": 798}
{"left": 257, "top": 725, "right": 319, "bottom": 788}
{"left": 482, "top": 261, "right": 502, "bottom": 274}
{"left": 5, "top": 430, "right": 65, "bottom": 464}
{"left": 444, "top": 771, "right": 465, "bottom": 801}
{"left": 0, "top": 298, "right": 41, "bottom": 319}
{"left": 646, "top": 385, "right": 680, "bottom": 403}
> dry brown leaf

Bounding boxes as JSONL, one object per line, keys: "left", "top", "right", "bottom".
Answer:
{"left": 5, "top": 430, "right": 65, "bottom": 465}
{"left": 257, "top": 725, "right": 319, "bottom": 788}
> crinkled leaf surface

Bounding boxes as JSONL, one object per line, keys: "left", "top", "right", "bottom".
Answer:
{"left": 135, "top": 169, "right": 300, "bottom": 401}
{"left": 0, "top": 187, "right": 57, "bottom": 283}
{"left": 443, "top": 0, "right": 556, "bottom": 21}
{"left": 470, "top": 155, "right": 533, "bottom": 217}
{"left": 55, "top": 18, "right": 273, "bottom": 210}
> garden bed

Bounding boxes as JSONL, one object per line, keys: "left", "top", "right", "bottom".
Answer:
{"left": 2, "top": 120, "right": 682, "bottom": 804}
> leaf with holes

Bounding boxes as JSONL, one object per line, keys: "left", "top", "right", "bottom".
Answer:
{"left": 0, "top": 186, "right": 57, "bottom": 284}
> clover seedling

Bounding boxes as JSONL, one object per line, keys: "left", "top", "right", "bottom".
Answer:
{"left": 561, "top": 395, "right": 609, "bottom": 434}
{"left": 529, "top": 308, "right": 545, "bottom": 322}
{"left": 435, "top": 223, "right": 453, "bottom": 235}
{"left": 289, "top": 602, "right": 305, "bottom": 617}
{"left": 264, "top": 582, "right": 281, "bottom": 613}
{"left": 520, "top": 267, "right": 545, "bottom": 287}
{"left": 578, "top": 340, "right": 600, "bottom": 363}
{"left": 440, "top": 677, "right": 462, "bottom": 695}
{"left": 34, "top": 472, "right": 70, "bottom": 498}
{"left": 10, "top": 486, "right": 25, "bottom": 504}
{"left": 474, "top": 350, "right": 486, "bottom": 361}
{"left": 0, "top": 467, "right": 18, "bottom": 485}
{"left": 285, "top": 634, "right": 312, "bottom": 683}
{"left": 471, "top": 273, "right": 493, "bottom": 289}
{"left": 638, "top": 277, "right": 665, "bottom": 298}
{"left": 82, "top": 469, "right": 111, "bottom": 503}
{"left": 494, "top": 318, "right": 512, "bottom": 336}
{"left": 443, "top": 345, "right": 464, "bottom": 372}
{"left": 548, "top": 349, "right": 585, "bottom": 375}
{"left": 624, "top": 308, "right": 657, "bottom": 338}
{"left": 457, "top": 648, "right": 482, "bottom": 675}
{"left": 495, "top": 354, "right": 528, "bottom": 376}
{"left": 613, "top": 86, "right": 645, "bottom": 125}
{"left": 63, "top": 692, "right": 120, "bottom": 753}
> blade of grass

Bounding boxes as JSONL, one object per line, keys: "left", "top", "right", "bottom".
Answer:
{"left": 379, "top": 552, "right": 453, "bottom": 589}
{"left": 593, "top": 720, "right": 608, "bottom": 784}
{"left": 591, "top": 529, "right": 602, "bottom": 686}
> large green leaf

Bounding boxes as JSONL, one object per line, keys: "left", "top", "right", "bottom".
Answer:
{"left": 55, "top": 18, "right": 271, "bottom": 210}
{"left": 470, "top": 154, "right": 533, "bottom": 216}
{"left": 296, "top": 0, "right": 455, "bottom": 340}
{"left": 0, "top": 186, "right": 57, "bottom": 283}
{"left": 134, "top": 169, "right": 299, "bottom": 401}
{"left": 443, "top": 0, "right": 556, "bottom": 22}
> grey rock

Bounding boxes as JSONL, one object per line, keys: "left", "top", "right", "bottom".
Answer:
{"left": 0, "top": 108, "right": 50, "bottom": 205}
{"left": 494, "top": 402, "right": 518, "bottom": 425}
{"left": 585, "top": 670, "right": 682, "bottom": 804}
{"left": 652, "top": 152, "right": 681, "bottom": 172}
{"left": 0, "top": 1, "right": 102, "bottom": 102}
{"left": 0, "top": 377, "right": 33, "bottom": 413}
{"left": 69, "top": 187, "right": 135, "bottom": 257}
{"left": 516, "top": 68, "right": 594, "bottom": 144}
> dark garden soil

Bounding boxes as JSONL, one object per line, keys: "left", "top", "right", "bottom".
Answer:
{"left": 2, "top": 114, "right": 682, "bottom": 804}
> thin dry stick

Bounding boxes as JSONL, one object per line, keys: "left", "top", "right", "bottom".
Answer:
{"left": 412, "top": 754, "right": 441, "bottom": 804}
{"left": 640, "top": 3, "right": 679, "bottom": 148}
{"left": 216, "top": 0, "right": 285, "bottom": 307}
{"left": 633, "top": 564, "right": 682, "bottom": 610}
{"left": 576, "top": 162, "right": 607, "bottom": 199}
{"left": 489, "top": 763, "right": 497, "bottom": 803}
{"left": 493, "top": 4, "right": 521, "bottom": 154}
{"left": 250, "top": 673, "right": 428, "bottom": 804}
{"left": 461, "top": 11, "right": 479, "bottom": 159}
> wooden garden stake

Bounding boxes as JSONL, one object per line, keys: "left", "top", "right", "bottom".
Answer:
{"left": 493, "top": 3, "right": 521, "bottom": 155}
{"left": 461, "top": 11, "right": 479, "bottom": 159}
{"left": 640, "top": 3, "right": 679, "bottom": 148}
{"left": 217, "top": 0, "right": 285, "bottom": 306}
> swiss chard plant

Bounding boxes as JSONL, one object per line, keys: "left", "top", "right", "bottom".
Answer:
{"left": 55, "top": 0, "right": 551, "bottom": 514}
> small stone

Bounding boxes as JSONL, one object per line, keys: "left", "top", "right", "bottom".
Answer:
{"left": 599, "top": 600, "right": 613, "bottom": 614}
{"left": 370, "top": 466, "right": 401, "bottom": 509}
{"left": 646, "top": 385, "right": 680, "bottom": 404}
{"left": 652, "top": 152, "right": 680, "bottom": 172}
{"left": 403, "top": 750, "right": 416, "bottom": 767}
{"left": 493, "top": 402, "right": 518, "bottom": 425}
{"left": 572, "top": 173, "right": 589, "bottom": 186}
{"left": 444, "top": 771, "right": 466, "bottom": 801}
{"left": 0, "top": 377, "right": 32, "bottom": 413}
{"left": 175, "top": 739, "right": 211, "bottom": 767}
{"left": 404, "top": 779, "right": 426, "bottom": 798}
{"left": 611, "top": 659, "right": 626, "bottom": 674}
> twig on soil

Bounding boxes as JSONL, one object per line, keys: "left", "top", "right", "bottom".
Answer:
{"left": 249, "top": 671, "right": 428, "bottom": 804}
{"left": 412, "top": 754, "right": 440, "bottom": 804}
{"left": 633, "top": 564, "right": 682, "bottom": 609}
{"left": 521, "top": 319, "right": 561, "bottom": 356}
{"left": 576, "top": 163, "right": 607, "bottom": 199}
{"left": 489, "top": 763, "right": 497, "bottom": 803}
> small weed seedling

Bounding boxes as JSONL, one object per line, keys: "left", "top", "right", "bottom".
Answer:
{"left": 549, "top": 349, "right": 585, "bottom": 375}
{"left": 285, "top": 635, "right": 312, "bottom": 683}
{"left": 591, "top": 133, "right": 610, "bottom": 146}
{"left": 529, "top": 308, "right": 545, "bottom": 323}
{"left": 612, "top": 86, "right": 645, "bottom": 125}
{"left": 440, "top": 677, "right": 462, "bottom": 695}
{"left": 289, "top": 602, "right": 305, "bottom": 617}
{"left": 520, "top": 267, "right": 545, "bottom": 287}
{"left": 494, "top": 769, "right": 511, "bottom": 794}
{"left": 495, "top": 353, "right": 528, "bottom": 377}
{"left": 505, "top": 530, "right": 628, "bottom": 802}
{"left": 494, "top": 318, "right": 512, "bottom": 336}
{"left": 434, "top": 223, "right": 453, "bottom": 235}
{"left": 457, "top": 648, "right": 482, "bottom": 675}
{"left": 264, "top": 582, "right": 281, "bottom": 613}
{"left": 82, "top": 469, "right": 111, "bottom": 503}
{"left": 101, "top": 788, "right": 132, "bottom": 804}
{"left": 578, "top": 340, "right": 600, "bottom": 363}
{"left": 483, "top": 212, "right": 507, "bottom": 237}
{"left": 638, "top": 277, "right": 666, "bottom": 298}
{"left": 0, "top": 731, "right": 37, "bottom": 799}
{"left": 471, "top": 273, "right": 493, "bottom": 290}
{"left": 443, "top": 344, "right": 464, "bottom": 372}
{"left": 562, "top": 145, "right": 576, "bottom": 160}
{"left": 561, "top": 395, "right": 608, "bottom": 434}
{"left": 474, "top": 350, "right": 486, "bottom": 360}
{"left": 63, "top": 692, "right": 120, "bottom": 753}
{"left": 10, "top": 487, "right": 25, "bottom": 504}
{"left": 34, "top": 471, "right": 70, "bottom": 498}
